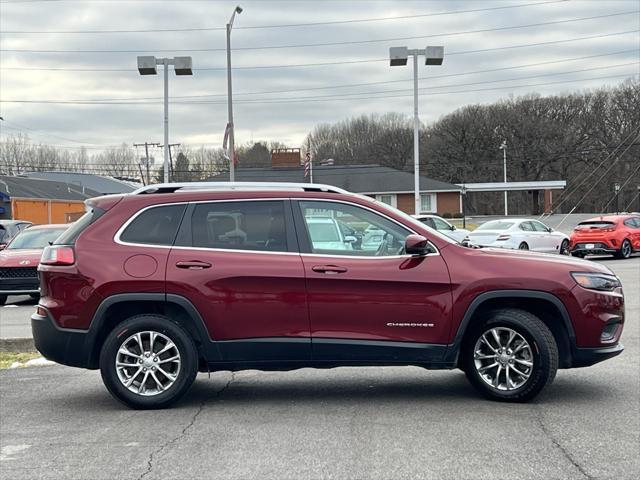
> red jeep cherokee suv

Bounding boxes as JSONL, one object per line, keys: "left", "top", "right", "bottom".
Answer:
{"left": 31, "top": 183, "right": 625, "bottom": 409}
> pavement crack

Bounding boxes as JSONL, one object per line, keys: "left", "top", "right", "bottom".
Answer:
{"left": 137, "top": 372, "right": 235, "bottom": 480}
{"left": 534, "top": 407, "right": 593, "bottom": 480}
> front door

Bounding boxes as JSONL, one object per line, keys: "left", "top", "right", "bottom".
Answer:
{"left": 294, "top": 200, "right": 452, "bottom": 363}
{"left": 167, "top": 199, "right": 310, "bottom": 363}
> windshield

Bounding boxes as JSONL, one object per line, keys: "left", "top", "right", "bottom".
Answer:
{"left": 7, "top": 227, "right": 68, "bottom": 250}
{"left": 476, "top": 221, "right": 514, "bottom": 231}
{"left": 0, "top": 227, "right": 6, "bottom": 243}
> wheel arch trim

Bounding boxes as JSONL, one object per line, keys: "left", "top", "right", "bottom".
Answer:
{"left": 444, "top": 290, "right": 576, "bottom": 364}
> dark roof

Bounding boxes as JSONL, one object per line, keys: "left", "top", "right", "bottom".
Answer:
{"left": 207, "top": 164, "right": 461, "bottom": 193}
{"left": 0, "top": 175, "right": 101, "bottom": 201}
{"left": 21, "top": 171, "right": 137, "bottom": 195}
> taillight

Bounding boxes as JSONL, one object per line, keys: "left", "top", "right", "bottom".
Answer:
{"left": 496, "top": 234, "right": 511, "bottom": 241}
{"left": 41, "top": 246, "right": 75, "bottom": 266}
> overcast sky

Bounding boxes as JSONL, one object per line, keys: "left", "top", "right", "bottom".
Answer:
{"left": 0, "top": 0, "right": 638, "bottom": 153}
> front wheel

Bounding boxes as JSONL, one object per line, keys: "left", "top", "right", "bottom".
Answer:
{"left": 0, "top": 295, "right": 6, "bottom": 306}
{"left": 462, "top": 309, "right": 558, "bottom": 402}
{"left": 614, "top": 239, "right": 632, "bottom": 259}
{"left": 99, "top": 314, "right": 198, "bottom": 409}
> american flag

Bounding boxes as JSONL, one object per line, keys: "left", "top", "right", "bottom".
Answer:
{"left": 304, "top": 151, "right": 311, "bottom": 178}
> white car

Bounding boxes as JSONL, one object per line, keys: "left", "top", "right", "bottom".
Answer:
{"left": 306, "top": 217, "right": 355, "bottom": 251}
{"left": 464, "top": 218, "right": 570, "bottom": 254}
{"left": 413, "top": 214, "right": 470, "bottom": 243}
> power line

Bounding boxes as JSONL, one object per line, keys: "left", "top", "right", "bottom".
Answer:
{"left": 601, "top": 162, "right": 640, "bottom": 212}
{"left": 2, "top": 12, "right": 637, "bottom": 53}
{"left": 3, "top": 61, "right": 637, "bottom": 104}
{"left": 2, "top": 72, "right": 637, "bottom": 106}
{"left": 0, "top": 1, "right": 568, "bottom": 34}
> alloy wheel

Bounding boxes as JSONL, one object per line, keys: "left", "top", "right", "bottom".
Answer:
{"left": 115, "top": 330, "right": 182, "bottom": 396}
{"left": 621, "top": 240, "right": 631, "bottom": 258}
{"left": 473, "top": 327, "right": 534, "bottom": 391}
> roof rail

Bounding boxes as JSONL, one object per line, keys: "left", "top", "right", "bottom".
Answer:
{"left": 130, "top": 181, "right": 349, "bottom": 195}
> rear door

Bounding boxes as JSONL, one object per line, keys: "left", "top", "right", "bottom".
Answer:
{"left": 167, "top": 199, "right": 310, "bottom": 363}
{"left": 530, "top": 220, "right": 555, "bottom": 252}
{"left": 624, "top": 217, "right": 640, "bottom": 251}
{"left": 293, "top": 199, "right": 452, "bottom": 363}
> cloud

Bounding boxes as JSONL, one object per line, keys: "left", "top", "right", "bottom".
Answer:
{"left": 0, "top": 0, "right": 638, "bottom": 150}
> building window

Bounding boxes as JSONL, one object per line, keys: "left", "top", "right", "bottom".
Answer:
{"left": 375, "top": 194, "right": 397, "bottom": 208}
{"left": 420, "top": 194, "right": 436, "bottom": 213}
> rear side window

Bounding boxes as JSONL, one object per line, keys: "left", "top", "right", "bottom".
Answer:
{"left": 120, "top": 204, "right": 186, "bottom": 246}
{"left": 190, "top": 201, "right": 287, "bottom": 252}
{"left": 55, "top": 207, "right": 105, "bottom": 245}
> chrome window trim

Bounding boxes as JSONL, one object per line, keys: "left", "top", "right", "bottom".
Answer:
{"left": 293, "top": 197, "right": 440, "bottom": 258}
{"left": 112, "top": 196, "right": 440, "bottom": 258}
{"left": 114, "top": 198, "right": 295, "bottom": 256}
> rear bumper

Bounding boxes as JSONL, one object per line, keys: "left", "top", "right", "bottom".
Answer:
{"left": 570, "top": 241, "right": 617, "bottom": 255}
{"left": 571, "top": 343, "right": 624, "bottom": 367}
{"left": 31, "top": 309, "right": 95, "bottom": 369}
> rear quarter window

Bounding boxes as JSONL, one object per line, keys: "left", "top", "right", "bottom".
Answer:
{"left": 119, "top": 204, "right": 187, "bottom": 246}
{"left": 55, "top": 207, "right": 105, "bottom": 245}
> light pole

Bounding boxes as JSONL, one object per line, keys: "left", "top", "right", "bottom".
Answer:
{"left": 226, "top": 5, "right": 243, "bottom": 182}
{"left": 137, "top": 55, "right": 193, "bottom": 183}
{"left": 614, "top": 182, "right": 621, "bottom": 214}
{"left": 390, "top": 46, "right": 444, "bottom": 215}
{"left": 499, "top": 140, "right": 508, "bottom": 216}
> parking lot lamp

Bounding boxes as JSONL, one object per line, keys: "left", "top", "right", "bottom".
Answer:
{"left": 227, "top": 5, "right": 243, "bottom": 181}
{"left": 137, "top": 55, "right": 193, "bottom": 183}
{"left": 390, "top": 46, "right": 444, "bottom": 215}
{"left": 499, "top": 140, "right": 508, "bottom": 216}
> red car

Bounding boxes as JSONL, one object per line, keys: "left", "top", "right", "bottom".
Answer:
{"left": 569, "top": 215, "right": 640, "bottom": 259}
{"left": 0, "top": 224, "right": 70, "bottom": 305}
{"left": 32, "top": 183, "right": 625, "bottom": 409}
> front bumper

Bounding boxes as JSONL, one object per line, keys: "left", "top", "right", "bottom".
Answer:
{"left": 0, "top": 278, "right": 40, "bottom": 295}
{"left": 572, "top": 343, "right": 624, "bottom": 367}
{"left": 31, "top": 309, "right": 96, "bottom": 369}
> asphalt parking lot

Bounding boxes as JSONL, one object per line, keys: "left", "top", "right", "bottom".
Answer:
{"left": 0, "top": 256, "right": 638, "bottom": 480}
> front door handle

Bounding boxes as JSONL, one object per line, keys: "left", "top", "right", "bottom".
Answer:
{"left": 312, "top": 265, "right": 348, "bottom": 274}
{"left": 176, "top": 260, "right": 212, "bottom": 270}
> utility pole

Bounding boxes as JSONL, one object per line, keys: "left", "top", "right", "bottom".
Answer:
{"left": 499, "top": 140, "right": 508, "bottom": 216}
{"left": 134, "top": 142, "right": 160, "bottom": 185}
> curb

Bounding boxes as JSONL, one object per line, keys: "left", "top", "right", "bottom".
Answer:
{"left": 0, "top": 338, "right": 36, "bottom": 353}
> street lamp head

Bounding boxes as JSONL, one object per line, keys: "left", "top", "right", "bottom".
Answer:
{"left": 173, "top": 56, "right": 193, "bottom": 76}
{"left": 235, "top": 5, "right": 243, "bottom": 14}
{"left": 137, "top": 56, "right": 157, "bottom": 75}
{"left": 425, "top": 46, "right": 444, "bottom": 65}
{"left": 389, "top": 47, "right": 408, "bottom": 66}
{"left": 499, "top": 140, "right": 507, "bottom": 150}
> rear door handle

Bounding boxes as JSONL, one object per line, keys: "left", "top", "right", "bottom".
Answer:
{"left": 176, "top": 261, "right": 212, "bottom": 270}
{"left": 312, "top": 265, "right": 348, "bottom": 274}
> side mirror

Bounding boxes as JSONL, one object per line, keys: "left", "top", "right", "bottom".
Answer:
{"left": 405, "top": 234, "right": 431, "bottom": 256}
{"left": 0, "top": 244, "right": 6, "bottom": 251}
{"left": 548, "top": 227, "right": 553, "bottom": 232}
{"left": 451, "top": 225, "right": 456, "bottom": 231}
{"left": 344, "top": 235, "right": 357, "bottom": 244}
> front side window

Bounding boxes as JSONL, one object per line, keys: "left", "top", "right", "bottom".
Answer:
{"left": 299, "top": 201, "right": 411, "bottom": 256}
{"left": 530, "top": 221, "right": 549, "bottom": 232}
{"left": 120, "top": 204, "right": 186, "bottom": 246}
{"left": 190, "top": 201, "right": 287, "bottom": 252}
{"left": 432, "top": 217, "right": 451, "bottom": 231}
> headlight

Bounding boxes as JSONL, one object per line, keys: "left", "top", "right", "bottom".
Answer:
{"left": 571, "top": 272, "right": 621, "bottom": 292}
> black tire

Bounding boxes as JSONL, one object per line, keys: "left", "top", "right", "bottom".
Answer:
{"left": 29, "top": 293, "right": 40, "bottom": 300}
{"left": 99, "top": 314, "right": 198, "bottom": 409}
{"left": 518, "top": 242, "right": 529, "bottom": 250}
{"left": 462, "top": 308, "right": 558, "bottom": 402}
{"left": 0, "top": 295, "right": 6, "bottom": 306}
{"left": 614, "top": 239, "right": 632, "bottom": 259}
{"left": 559, "top": 239, "right": 569, "bottom": 255}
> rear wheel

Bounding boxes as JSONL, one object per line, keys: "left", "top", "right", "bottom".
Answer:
{"left": 99, "top": 314, "right": 198, "bottom": 409}
{"left": 559, "top": 239, "right": 569, "bottom": 255}
{"left": 462, "top": 308, "right": 558, "bottom": 402}
{"left": 615, "top": 239, "right": 632, "bottom": 259}
{"left": 0, "top": 295, "right": 6, "bottom": 306}
{"left": 518, "top": 242, "right": 529, "bottom": 250}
